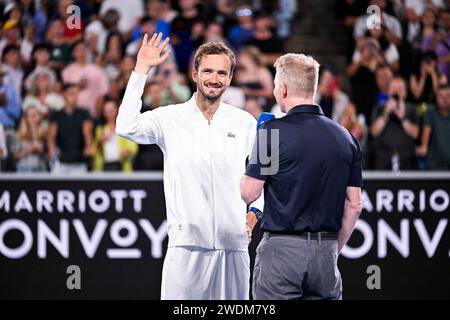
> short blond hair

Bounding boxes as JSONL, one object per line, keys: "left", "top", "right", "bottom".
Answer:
{"left": 274, "top": 53, "right": 320, "bottom": 98}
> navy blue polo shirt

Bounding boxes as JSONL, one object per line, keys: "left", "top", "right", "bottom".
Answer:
{"left": 245, "top": 104, "right": 363, "bottom": 233}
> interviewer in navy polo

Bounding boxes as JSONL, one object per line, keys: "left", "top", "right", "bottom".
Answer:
{"left": 240, "top": 53, "right": 363, "bottom": 300}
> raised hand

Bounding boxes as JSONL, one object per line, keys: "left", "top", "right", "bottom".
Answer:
{"left": 134, "top": 33, "right": 171, "bottom": 75}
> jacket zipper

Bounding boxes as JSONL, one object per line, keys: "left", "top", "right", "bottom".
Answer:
{"left": 208, "top": 120, "right": 216, "bottom": 249}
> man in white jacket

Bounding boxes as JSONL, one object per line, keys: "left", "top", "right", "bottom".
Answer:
{"left": 116, "top": 33, "right": 263, "bottom": 299}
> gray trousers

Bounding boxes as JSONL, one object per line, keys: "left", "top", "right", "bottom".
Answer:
{"left": 253, "top": 232, "right": 342, "bottom": 300}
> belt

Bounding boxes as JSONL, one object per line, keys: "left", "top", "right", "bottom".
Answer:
{"left": 264, "top": 231, "right": 338, "bottom": 240}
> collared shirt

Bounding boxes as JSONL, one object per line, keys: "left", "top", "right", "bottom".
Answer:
{"left": 245, "top": 104, "right": 362, "bottom": 233}
{"left": 116, "top": 71, "right": 263, "bottom": 251}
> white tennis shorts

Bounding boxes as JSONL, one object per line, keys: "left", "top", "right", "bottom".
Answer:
{"left": 161, "top": 246, "right": 250, "bottom": 300}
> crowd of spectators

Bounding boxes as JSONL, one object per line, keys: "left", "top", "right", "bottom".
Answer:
{"left": 0, "top": 0, "right": 296, "bottom": 173}
{"left": 335, "top": 0, "right": 450, "bottom": 170}
{"left": 0, "top": 0, "right": 448, "bottom": 173}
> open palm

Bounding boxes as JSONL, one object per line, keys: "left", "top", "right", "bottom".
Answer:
{"left": 136, "top": 33, "right": 171, "bottom": 72}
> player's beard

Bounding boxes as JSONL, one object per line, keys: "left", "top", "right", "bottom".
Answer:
{"left": 197, "top": 81, "right": 226, "bottom": 102}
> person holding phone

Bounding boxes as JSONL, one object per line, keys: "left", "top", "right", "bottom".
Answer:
{"left": 370, "top": 76, "right": 420, "bottom": 170}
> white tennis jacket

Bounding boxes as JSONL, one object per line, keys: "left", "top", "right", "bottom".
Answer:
{"left": 116, "top": 71, "right": 263, "bottom": 251}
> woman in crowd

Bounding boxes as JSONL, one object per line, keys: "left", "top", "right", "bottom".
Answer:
{"left": 12, "top": 105, "right": 48, "bottom": 172}
{"left": 93, "top": 99, "right": 138, "bottom": 171}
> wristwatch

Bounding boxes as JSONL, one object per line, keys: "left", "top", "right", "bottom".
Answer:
{"left": 248, "top": 207, "right": 263, "bottom": 221}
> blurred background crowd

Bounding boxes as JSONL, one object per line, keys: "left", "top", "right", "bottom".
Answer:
{"left": 0, "top": 0, "right": 448, "bottom": 174}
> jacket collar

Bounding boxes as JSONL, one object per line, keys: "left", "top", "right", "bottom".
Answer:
{"left": 287, "top": 104, "right": 324, "bottom": 116}
{"left": 188, "top": 93, "right": 225, "bottom": 124}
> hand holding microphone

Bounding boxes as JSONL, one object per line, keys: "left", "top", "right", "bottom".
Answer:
{"left": 257, "top": 112, "right": 275, "bottom": 129}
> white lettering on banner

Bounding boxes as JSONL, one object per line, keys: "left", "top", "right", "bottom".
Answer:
{"left": 111, "top": 190, "right": 127, "bottom": 212}
{"left": 14, "top": 191, "right": 33, "bottom": 213}
{"left": 129, "top": 190, "right": 147, "bottom": 212}
{"left": 0, "top": 188, "right": 447, "bottom": 214}
{"left": 73, "top": 219, "right": 108, "bottom": 258}
{"left": 430, "top": 190, "right": 449, "bottom": 212}
{"left": 360, "top": 189, "right": 450, "bottom": 213}
{"left": 37, "top": 190, "right": 54, "bottom": 213}
{"left": 362, "top": 190, "right": 373, "bottom": 212}
{"left": 420, "top": 190, "right": 426, "bottom": 212}
{"left": 398, "top": 190, "right": 414, "bottom": 212}
{"left": 341, "top": 219, "right": 373, "bottom": 258}
{"left": 0, "top": 219, "right": 167, "bottom": 259}
{"left": 0, "top": 219, "right": 33, "bottom": 259}
{"left": 0, "top": 189, "right": 148, "bottom": 213}
{"left": 79, "top": 190, "right": 86, "bottom": 213}
{"left": 38, "top": 219, "right": 69, "bottom": 258}
{"left": 0, "top": 191, "right": 10, "bottom": 212}
{"left": 58, "top": 190, "right": 74, "bottom": 213}
{"left": 110, "top": 218, "right": 138, "bottom": 247}
{"left": 377, "top": 190, "right": 394, "bottom": 212}
{"left": 414, "top": 219, "right": 448, "bottom": 258}
{"left": 107, "top": 219, "right": 141, "bottom": 258}
{"left": 378, "top": 219, "right": 409, "bottom": 258}
{"left": 342, "top": 218, "right": 448, "bottom": 259}
{"left": 88, "top": 190, "right": 110, "bottom": 213}
{"left": 139, "top": 219, "right": 167, "bottom": 258}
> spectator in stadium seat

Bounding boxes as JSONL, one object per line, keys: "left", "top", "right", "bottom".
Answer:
{"left": 435, "top": 9, "right": 450, "bottom": 82}
{"left": 243, "top": 98, "right": 262, "bottom": 120}
{"left": 0, "top": 18, "right": 33, "bottom": 63}
{"left": 100, "top": 32, "right": 125, "bottom": 80}
{"left": 353, "top": 0, "right": 402, "bottom": 46}
{"left": 20, "top": 0, "right": 48, "bottom": 43}
{"left": 234, "top": 46, "right": 274, "bottom": 108}
{"left": 347, "top": 38, "right": 383, "bottom": 125}
{"left": 340, "top": 101, "right": 368, "bottom": 148}
{"left": 50, "top": 0, "right": 84, "bottom": 45}
{"left": 0, "top": 123, "right": 7, "bottom": 171}
{"left": 62, "top": 40, "right": 110, "bottom": 119}
{"left": 365, "top": 27, "right": 400, "bottom": 72}
{"left": 412, "top": 8, "right": 439, "bottom": 53}
{"left": 170, "top": 0, "right": 205, "bottom": 73}
{"left": 245, "top": 13, "right": 284, "bottom": 68}
{"left": 85, "top": 8, "right": 120, "bottom": 56}
{"left": 25, "top": 44, "right": 57, "bottom": 90}
{"left": 46, "top": 19, "right": 72, "bottom": 71}
{"left": 93, "top": 99, "right": 138, "bottom": 172}
{"left": 315, "top": 66, "right": 349, "bottom": 122}
{"left": 100, "top": 0, "right": 145, "bottom": 39}
{"left": 409, "top": 51, "right": 441, "bottom": 103}
{"left": 370, "top": 77, "right": 420, "bottom": 170}
{"left": 12, "top": 106, "right": 48, "bottom": 172}
{"left": 1, "top": 45, "right": 24, "bottom": 101}
{"left": 375, "top": 65, "right": 393, "bottom": 107}
{"left": 23, "top": 68, "right": 65, "bottom": 117}
{"left": 227, "top": 4, "right": 255, "bottom": 51}
{"left": 47, "top": 83, "right": 93, "bottom": 174}
{"left": 154, "top": 61, "right": 191, "bottom": 105}
{"left": 133, "top": 80, "right": 164, "bottom": 171}
{"left": 417, "top": 84, "right": 450, "bottom": 170}
{"left": 0, "top": 64, "right": 21, "bottom": 132}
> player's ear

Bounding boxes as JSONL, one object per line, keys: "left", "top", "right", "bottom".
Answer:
{"left": 282, "top": 83, "right": 288, "bottom": 98}
{"left": 192, "top": 68, "right": 198, "bottom": 83}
